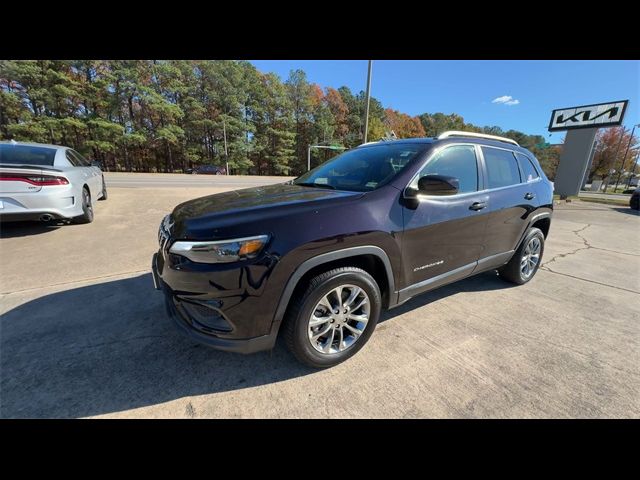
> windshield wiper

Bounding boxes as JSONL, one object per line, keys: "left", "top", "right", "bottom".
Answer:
{"left": 295, "top": 182, "right": 336, "bottom": 190}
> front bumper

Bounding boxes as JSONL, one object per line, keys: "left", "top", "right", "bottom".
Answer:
{"left": 152, "top": 253, "right": 278, "bottom": 354}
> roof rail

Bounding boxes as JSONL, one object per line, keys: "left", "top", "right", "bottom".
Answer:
{"left": 437, "top": 130, "right": 519, "bottom": 146}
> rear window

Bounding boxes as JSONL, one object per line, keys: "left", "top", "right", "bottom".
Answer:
{"left": 0, "top": 144, "right": 57, "bottom": 166}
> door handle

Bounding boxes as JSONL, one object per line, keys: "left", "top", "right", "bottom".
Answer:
{"left": 524, "top": 192, "right": 535, "bottom": 200}
{"left": 469, "top": 201, "right": 487, "bottom": 211}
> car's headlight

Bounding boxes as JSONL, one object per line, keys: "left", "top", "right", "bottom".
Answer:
{"left": 169, "top": 235, "right": 269, "bottom": 264}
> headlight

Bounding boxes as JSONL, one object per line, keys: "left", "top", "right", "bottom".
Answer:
{"left": 169, "top": 235, "right": 269, "bottom": 264}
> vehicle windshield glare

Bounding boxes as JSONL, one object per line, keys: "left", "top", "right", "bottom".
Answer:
{"left": 294, "top": 143, "right": 426, "bottom": 192}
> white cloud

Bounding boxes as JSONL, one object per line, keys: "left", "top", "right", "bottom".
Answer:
{"left": 492, "top": 95, "right": 520, "bottom": 106}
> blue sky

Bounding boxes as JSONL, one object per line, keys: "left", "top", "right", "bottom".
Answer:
{"left": 250, "top": 60, "right": 639, "bottom": 142}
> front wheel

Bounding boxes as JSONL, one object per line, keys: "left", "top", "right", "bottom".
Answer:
{"left": 498, "top": 227, "right": 544, "bottom": 284}
{"left": 283, "top": 267, "right": 381, "bottom": 368}
{"left": 98, "top": 175, "right": 108, "bottom": 200}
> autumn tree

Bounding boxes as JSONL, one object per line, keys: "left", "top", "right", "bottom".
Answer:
{"left": 384, "top": 108, "right": 426, "bottom": 138}
{"left": 590, "top": 126, "right": 638, "bottom": 183}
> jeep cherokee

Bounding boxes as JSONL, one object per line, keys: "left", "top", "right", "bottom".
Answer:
{"left": 152, "top": 131, "right": 553, "bottom": 368}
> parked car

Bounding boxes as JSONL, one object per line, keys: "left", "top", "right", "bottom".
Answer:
{"left": 152, "top": 131, "right": 554, "bottom": 368}
{"left": 0, "top": 141, "right": 107, "bottom": 224}
{"left": 630, "top": 187, "right": 640, "bottom": 210}
{"left": 185, "top": 165, "right": 226, "bottom": 175}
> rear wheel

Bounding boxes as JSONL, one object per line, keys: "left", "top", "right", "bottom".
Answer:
{"left": 73, "top": 187, "right": 94, "bottom": 224}
{"left": 498, "top": 227, "right": 544, "bottom": 284}
{"left": 283, "top": 267, "right": 381, "bottom": 368}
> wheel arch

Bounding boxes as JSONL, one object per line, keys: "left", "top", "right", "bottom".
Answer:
{"left": 514, "top": 211, "right": 551, "bottom": 251}
{"left": 271, "top": 246, "right": 396, "bottom": 335}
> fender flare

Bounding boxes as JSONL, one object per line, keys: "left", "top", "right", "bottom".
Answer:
{"left": 271, "top": 246, "right": 396, "bottom": 331}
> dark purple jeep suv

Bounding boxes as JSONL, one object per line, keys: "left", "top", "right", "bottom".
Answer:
{"left": 152, "top": 132, "right": 554, "bottom": 367}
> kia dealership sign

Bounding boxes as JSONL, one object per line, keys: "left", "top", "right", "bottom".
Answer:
{"left": 548, "top": 100, "right": 628, "bottom": 132}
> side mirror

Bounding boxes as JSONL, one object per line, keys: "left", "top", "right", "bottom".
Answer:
{"left": 415, "top": 174, "right": 459, "bottom": 196}
{"left": 91, "top": 160, "right": 102, "bottom": 169}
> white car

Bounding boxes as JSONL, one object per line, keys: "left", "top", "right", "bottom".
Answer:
{"left": 0, "top": 141, "right": 107, "bottom": 223}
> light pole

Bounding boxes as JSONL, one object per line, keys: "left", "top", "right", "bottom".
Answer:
{"left": 307, "top": 145, "right": 348, "bottom": 171}
{"left": 626, "top": 147, "right": 640, "bottom": 189}
{"left": 613, "top": 123, "right": 639, "bottom": 192}
{"left": 222, "top": 117, "right": 230, "bottom": 175}
{"left": 363, "top": 60, "right": 373, "bottom": 143}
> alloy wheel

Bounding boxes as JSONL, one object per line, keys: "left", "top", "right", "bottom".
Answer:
{"left": 307, "top": 284, "right": 370, "bottom": 355}
{"left": 521, "top": 236, "right": 541, "bottom": 279}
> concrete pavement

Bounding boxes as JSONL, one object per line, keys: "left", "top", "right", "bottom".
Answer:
{"left": 578, "top": 191, "right": 632, "bottom": 201}
{"left": 1, "top": 185, "right": 639, "bottom": 418}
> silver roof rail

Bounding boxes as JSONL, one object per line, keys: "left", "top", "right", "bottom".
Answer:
{"left": 437, "top": 130, "right": 519, "bottom": 147}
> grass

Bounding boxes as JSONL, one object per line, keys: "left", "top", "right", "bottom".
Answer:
{"left": 553, "top": 194, "right": 629, "bottom": 207}
{"left": 577, "top": 197, "right": 630, "bottom": 207}
{"left": 553, "top": 194, "right": 579, "bottom": 201}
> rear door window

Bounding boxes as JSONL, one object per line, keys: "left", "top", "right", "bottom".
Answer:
{"left": 482, "top": 147, "right": 522, "bottom": 189}
{"left": 66, "top": 150, "right": 81, "bottom": 166}
{"left": 70, "top": 150, "right": 90, "bottom": 167}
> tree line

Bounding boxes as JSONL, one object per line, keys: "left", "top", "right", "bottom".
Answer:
{"left": 2, "top": 60, "right": 632, "bottom": 180}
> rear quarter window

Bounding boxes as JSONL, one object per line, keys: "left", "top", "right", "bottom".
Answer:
{"left": 515, "top": 152, "right": 540, "bottom": 182}
{"left": 0, "top": 144, "right": 57, "bottom": 166}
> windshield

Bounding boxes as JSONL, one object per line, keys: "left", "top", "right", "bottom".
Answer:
{"left": 0, "top": 144, "right": 57, "bottom": 166}
{"left": 294, "top": 143, "right": 426, "bottom": 192}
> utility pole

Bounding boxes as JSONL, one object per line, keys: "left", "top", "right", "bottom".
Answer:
{"left": 613, "top": 123, "right": 639, "bottom": 192}
{"left": 223, "top": 117, "right": 229, "bottom": 175}
{"left": 363, "top": 60, "right": 373, "bottom": 143}
{"left": 626, "top": 149, "right": 640, "bottom": 189}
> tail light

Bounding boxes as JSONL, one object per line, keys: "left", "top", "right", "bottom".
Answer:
{"left": 0, "top": 174, "right": 69, "bottom": 186}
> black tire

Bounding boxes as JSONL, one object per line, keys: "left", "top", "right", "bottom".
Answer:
{"left": 631, "top": 197, "right": 639, "bottom": 211}
{"left": 283, "top": 267, "right": 381, "bottom": 368}
{"left": 98, "top": 175, "right": 108, "bottom": 201}
{"left": 73, "top": 187, "right": 94, "bottom": 224}
{"left": 498, "top": 227, "right": 544, "bottom": 285}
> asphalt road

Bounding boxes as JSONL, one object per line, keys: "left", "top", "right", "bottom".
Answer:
{"left": 104, "top": 172, "right": 293, "bottom": 189}
{"left": 1, "top": 183, "right": 639, "bottom": 418}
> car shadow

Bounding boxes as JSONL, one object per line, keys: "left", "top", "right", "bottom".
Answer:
{"left": 1, "top": 270, "right": 512, "bottom": 418}
{"left": 611, "top": 207, "right": 639, "bottom": 216}
{"left": 380, "top": 270, "right": 516, "bottom": 322}
{"left": 0, "top": 220, "right": 65, "bottom": 238}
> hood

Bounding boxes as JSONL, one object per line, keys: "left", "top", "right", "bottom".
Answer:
{"left": 170, "top": 183, "right": 362, "bottom": 239}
